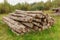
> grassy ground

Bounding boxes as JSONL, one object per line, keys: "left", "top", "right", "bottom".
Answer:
{"left": 0, "top": 12, "right": 60, "bottom": 40}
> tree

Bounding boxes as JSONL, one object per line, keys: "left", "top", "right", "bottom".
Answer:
{"left": 44, "top": 0, "right": 52, "bottom": 10}
{"left": 52, "top": 0, "right": 60, "bottom": 8}
{"left": 31, "top": 1, "right": 44, "bottom": 10}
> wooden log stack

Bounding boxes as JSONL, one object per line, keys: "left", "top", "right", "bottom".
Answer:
{"left": 3, "top": 10, "right": 54, "bottom": 34}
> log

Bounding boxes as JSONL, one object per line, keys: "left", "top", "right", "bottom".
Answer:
{"left": 10, "top": 13, "right": 26, "bottom": 17}
{"left": 10, "top": 13, "right": 45, "bottom": 22}
{"left": 15, "top": 10, "right": 43, "bottom": 14}
{"left": 26, "top": 11, "right": 43, "bottom": 14}
{"left": 10, "top": 13, "right": 38, "bottom": 18}
{"left": 15, "top": 10, "right": 44, "bottom": 17}
{"left": 3, "top": 17, "right": 31, "bottom": 33}
{"left": 8, "top": 15, "right": 33, "bottom": 22}
{"left": 45, "top": 14, "right": 54, "bottom": 26}
{"left": 21, "top": 22, "right": 33, "bottom": 28}
{"left": 32, "top": 26, "right": 39, "bottom": 31}
{"left": 24, "top": 27, "right": 31, "bottom": 32}
{"left": 32, "top": 22, "right": 42, "bottom": 28}
{"left": 3, "top": 18, "right": 22, "bottom": 34}
{"left": 3, "top": 17, "right": 28, "bottom": 33}
{"left": 15, "top": 10, "right": 46, "bottom": 19}
{"left": 38, "top": 28, "right": 42, "bottom": 31}
{"left": 10, "top": 13, "right": 45, "bottom": 19}
{"left": 33, "top": 18, "right": 41, "bottom": 23}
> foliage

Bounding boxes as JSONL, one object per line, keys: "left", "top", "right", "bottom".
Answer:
{"left": 0, "top": 0, "right": 60, "bottom": 14}
{"left": 31, "top": 2, "right": 44, "bottom": 10}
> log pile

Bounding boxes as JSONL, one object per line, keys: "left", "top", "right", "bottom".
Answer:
{"left": 3, "top": 10, "right": 54, "bottom": 34}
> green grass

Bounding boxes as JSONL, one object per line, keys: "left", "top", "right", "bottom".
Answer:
{"left": 0, "top": 13, "right": 60, "bottom": 40}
